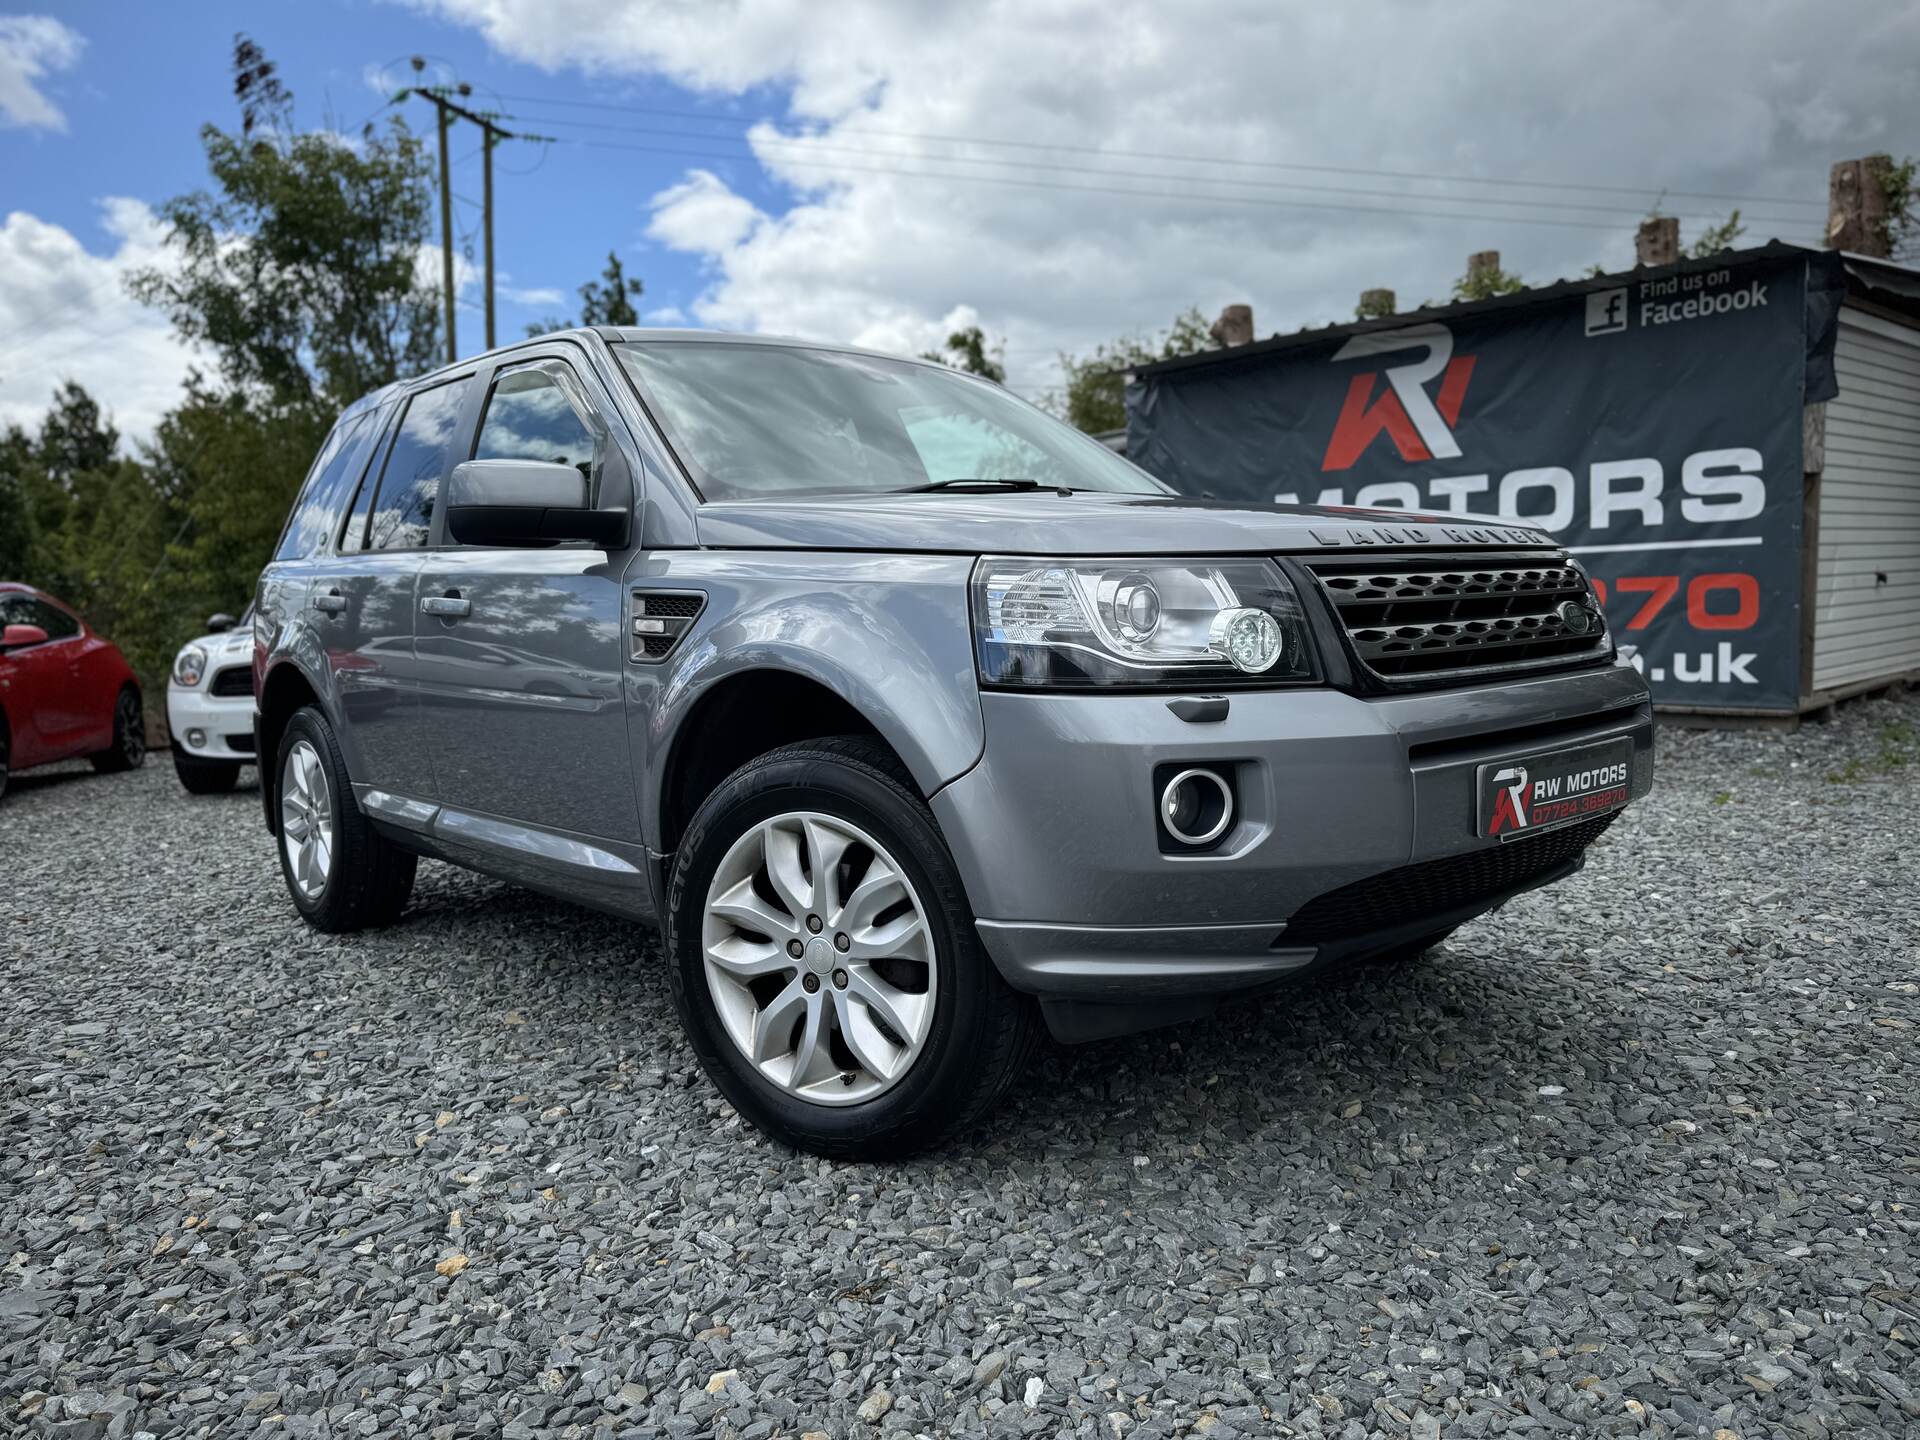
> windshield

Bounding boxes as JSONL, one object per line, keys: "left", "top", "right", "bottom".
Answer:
{"left": 614, "top": 341, "right": 1169, "bottom": 502}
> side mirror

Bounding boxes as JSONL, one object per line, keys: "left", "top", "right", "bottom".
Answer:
{"left": 444, "top": 459, "right": 631, "bottom": 548}
{"left": 206, "top": 612, "right": 237, "bottom": 633}
{"left": 1, "top": 623, "right": 49, "bottom": 652}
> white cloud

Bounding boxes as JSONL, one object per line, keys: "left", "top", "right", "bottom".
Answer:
{"left": 0, "top": 199, "right": 204, "bottom": 442}
{"left": 642, "top": 304, "right": 688, "bottom": 326}
{"left": 647, "top": 169, "right": 765, "bottom": 254}
{"left": 409, "top": 0, "right": 1920, "bottom": 404}
{"left": 0, "top": 14, "right": 83, "bottom": 131}
{"left": 501, "top": 283, "right": 566, "bottom": 307}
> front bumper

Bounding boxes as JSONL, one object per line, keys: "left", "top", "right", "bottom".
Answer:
{"left": 931, "top": 658, "right": 1652, "bottom": 1022}
{"left": 166, "top": 685, "right": 257, "bottom": 762}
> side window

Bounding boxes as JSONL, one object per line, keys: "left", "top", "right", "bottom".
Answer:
{"left": 366, "top": 379, "right": 470, "bottom": 551}
{"left": 28, "top": 599, "right": 80, "bottom": 640}
{"left": 474, "top": 362, "right": 603, "bottom": 479}
{"left": 338, "top": 401, "right": 401, "bottom": 555}
{"left": 275, "top": 410, "right": 372, "bottom": 561}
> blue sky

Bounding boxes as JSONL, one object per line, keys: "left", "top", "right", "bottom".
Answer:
{"left": 3, "top": 1, "right": 776, "bottom": 351}
{"left": 3, "top": 1, "right": 1916, "bottom": 439}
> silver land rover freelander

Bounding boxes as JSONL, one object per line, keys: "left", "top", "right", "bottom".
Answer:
{"left": 253, "top": 329, "right": 1653, "bottom": 1157}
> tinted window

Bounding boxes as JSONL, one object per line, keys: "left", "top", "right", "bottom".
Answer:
{"left": 275, "top": 410, "right": 373, "bottom": 561}
{"left": 614, "top": 342, "right": 1168, "bottom": 501}
{"left": 1, "top": 595, "right": 79, "bottom": 640}
{"left": 475, "top": 364, "right": 601, "bottom": 476}
{"left": 36, "top": 600, "right": 80, "bottom": 640}
{"left": 366, "top": 379, "right": 469, "bottom": 551}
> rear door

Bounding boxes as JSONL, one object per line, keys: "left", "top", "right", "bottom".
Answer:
{"left": 307, "top": 373, "right": 477, "bottom": 797}
{"left": 414, "top": 348, "right": 640, "bottom": 842}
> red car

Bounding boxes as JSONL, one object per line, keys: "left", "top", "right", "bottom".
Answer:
{"left": 0, "top": 582, "right": 146, "bottom": 802}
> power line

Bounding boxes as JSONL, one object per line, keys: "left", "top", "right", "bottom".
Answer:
{"left": 543, "top": 133, "right": 1821, "bottom": 236}
{"left": 504, "top": 109, "right": 1811, "bottom": 227}
{"left": 0, "top": 274, "right": 130, "bottom": 364}
{"left": 491, "top": 90, "right": 1828, "bottom": 210}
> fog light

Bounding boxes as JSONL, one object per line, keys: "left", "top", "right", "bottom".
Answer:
{"left": 187, "top": 728, "right": 207, "bottom": 748}
{"left": 1160, "top": 768, "right": 1234, "bottom": 846}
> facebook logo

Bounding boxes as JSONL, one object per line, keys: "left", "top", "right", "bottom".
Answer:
{"left": 1585, "top": 288, "right": 1629, "bottom": 336}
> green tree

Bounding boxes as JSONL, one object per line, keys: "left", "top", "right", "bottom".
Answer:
{"left": 1354, "top": 291, "right": 1397, "bottom": 321}
{"left": 65, "top": 33, "right": 445, "bottom": 691}
{"left": 2, "top": 383, "right": 182, "bottom": 679}
{"left": 1881, "top": 156, "right": 1918, "bottom": 261}
{"left": 1688, "top": 209, "right": 1747, "bottom": 258}
{"left": 127, "top": 36, "right": 440, "bottom": 411}
{"left": 0, "top": 422, "right": 43, "bottom": 581}
{"left": 921, "top": 325, "right": 1006, "bottom": 383}
{"left": 526, "top": 250, "right": 646, "bottom": 336}
{"left": 1451, "top": 257, "right": 1526, "bottom": 303}
{"left": 1051, "top": 307, "right": 1218, "bottom": 435}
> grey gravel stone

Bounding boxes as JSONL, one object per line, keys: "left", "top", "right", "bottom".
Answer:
{"left": 1, "top": 692, "right": 1917, "bottom": 1437}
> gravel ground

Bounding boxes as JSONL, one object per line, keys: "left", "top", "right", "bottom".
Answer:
{"left": 3, "top": 695, "right": 1917, "bottom": 1440}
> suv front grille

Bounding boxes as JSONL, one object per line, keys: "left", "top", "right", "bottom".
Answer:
{"left": 1303, "top": 551, "right": 1609, "bottom": 683}
{"left": 1282, "top": 812, "right": 1615, "bottom": 946}
{"left": 209, "top": 666, "right": 253, "bottom": 698}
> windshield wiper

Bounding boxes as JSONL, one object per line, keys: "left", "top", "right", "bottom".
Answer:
{"left": 900, "top": 478, "right": 1071, "bottom": 494}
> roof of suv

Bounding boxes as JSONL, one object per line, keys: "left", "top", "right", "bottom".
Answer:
{"left": 340, "top": 327, "right": 957, "bottom": 422}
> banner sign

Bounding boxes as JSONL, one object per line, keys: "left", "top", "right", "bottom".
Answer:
{"left": 1127, "top": 254, "right": 1841, "bottom": 710}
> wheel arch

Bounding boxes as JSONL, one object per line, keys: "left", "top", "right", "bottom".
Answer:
{"left": 653, "top": 667, "right": 907, "bottom": 857}
{"left": 256, "top": 660, "right": 325, "bottom": 834}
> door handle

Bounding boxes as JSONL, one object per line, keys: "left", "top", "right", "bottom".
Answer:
{"left": 312, "top": 590, "right": 347, "bottom": 615}
{"left": 421, "top": 594, "right": 471, "bottom": 619}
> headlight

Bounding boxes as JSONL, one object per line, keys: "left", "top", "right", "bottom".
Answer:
{"left": 972, "top": 557, "right": 1318, "bottom": 689}
{"left": 173, "top": 645, "right": 207, "bottom": 687}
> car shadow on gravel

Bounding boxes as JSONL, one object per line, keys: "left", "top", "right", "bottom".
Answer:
{"left": 358, "top": 861, "right": 1639, "bottom": 1169}
{"left": 5, "top": 764, "right": 116, "bottom": 798}
{"left": 971, "top": 940, "right": 1648, "bottom": 1164}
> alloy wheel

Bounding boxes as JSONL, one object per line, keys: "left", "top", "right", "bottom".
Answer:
{"left": 700, "top": 811, "right": 937, "bottom": 1106}
{"left": 280, "top": 739, "right": 335, "bottom": 901}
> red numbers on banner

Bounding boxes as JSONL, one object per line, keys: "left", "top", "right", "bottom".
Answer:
{"left": 1685, "top": 572, "right": 1759, "bottom": 629}
{"left": 1588, "top": 571, "right": 1758, "bottom": 632}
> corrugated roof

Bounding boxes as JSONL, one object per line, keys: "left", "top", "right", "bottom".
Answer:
{"left": 1134, "top": 241, "right": 1919, "bottom": 380}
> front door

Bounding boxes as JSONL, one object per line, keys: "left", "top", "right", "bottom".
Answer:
{"left": 0, "top": 595, "right": 86, "bottom": 757}
{"left": 415, "top": 352, "right": 639, "bottom": 843}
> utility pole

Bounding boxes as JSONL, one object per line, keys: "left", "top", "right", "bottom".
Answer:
{"left": 404, "top": 72, "right": 542, "bottom": 354}
{"left": 482, "top": 127, "right": 497, "bottom": 349}
{"left": 435, "top": 99, "right": 455, "bottom": 362}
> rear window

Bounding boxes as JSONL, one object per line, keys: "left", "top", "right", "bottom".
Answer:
{"left": 273, "top": 409, "right": 376, "bottom": 561}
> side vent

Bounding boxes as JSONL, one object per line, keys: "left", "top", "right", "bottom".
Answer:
{"left": 630, "top": 589, "right": 706, "bottom": 662}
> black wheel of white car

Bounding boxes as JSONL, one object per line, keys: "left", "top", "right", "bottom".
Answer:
{"left": 173, "top": 747, "right": 242, "bottom": 795}
{"left": 90, "top": 686, "right": 146, "bottom": 772}
{"left": 275, "top": 706, "right": 416, "bottom": 932}
{"left": 666, "top": 737, "right": 1041, "bottom": 1159}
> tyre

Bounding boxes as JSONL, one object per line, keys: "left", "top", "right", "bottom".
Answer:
{"left": 665, "top": 737, "right": 1041, "bottom": 1159}
{"left": 173, "top": 746, "right": 242, "bottom": 795}
{"left": 90, "top": 686, "right": 146, "bottom": 773}
{"left": 1361, "top": 924, "right": 1458, "bottom": 967}
{"left": 274, "top": 705, "right": 416, "bottom": 932}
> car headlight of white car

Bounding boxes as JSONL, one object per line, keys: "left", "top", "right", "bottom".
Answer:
{"left": 173, "top": 644, "right": 208, "bottom": 687}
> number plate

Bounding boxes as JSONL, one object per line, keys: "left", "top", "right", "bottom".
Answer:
{"left": 1476, "top": 737, "right": 1633, "bottom": 841}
